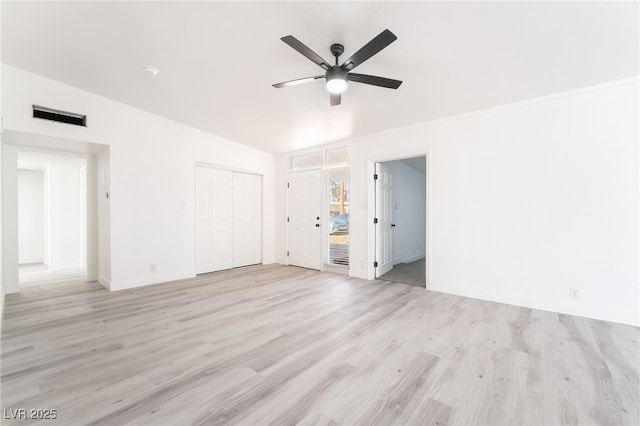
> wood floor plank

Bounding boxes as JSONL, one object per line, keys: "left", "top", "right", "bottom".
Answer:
{"left": 1, "top": 264, "right": 638, "bottom": 425}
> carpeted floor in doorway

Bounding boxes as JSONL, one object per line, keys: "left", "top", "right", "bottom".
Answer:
{"left": 378, "top": 258, "right": 426, "bottom": 287}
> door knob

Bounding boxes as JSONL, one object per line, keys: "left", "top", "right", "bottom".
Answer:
{"left": 391, "top": 224, "right": 396, "bottom": 227}
{"left": 315, "top": 224, "right": 320, "bottom": 227}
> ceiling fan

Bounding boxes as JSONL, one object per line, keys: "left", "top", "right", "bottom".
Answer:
{"left": 273, "top": 29, "right": 402, "bottom": 106}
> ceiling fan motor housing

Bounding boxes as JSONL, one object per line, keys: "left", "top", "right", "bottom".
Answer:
{"left": 326, "top": 66, "right": 347, "bottom": 82}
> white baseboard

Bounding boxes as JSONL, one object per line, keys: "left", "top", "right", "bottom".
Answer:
{"left": 349, "top": 267, "right": 369, "bottom": 280}
{"left": 429, "top": 280, "right": 639, "bottom": 327}
{"left": 5, "top": 281, "right": 20, "bottom": 294}
{"left": 49, "top": 261, "right": 82, "bottom": 271}
{"left": 98, "top": 275, "right": 111, "bottom": 290}
{"left": 402, "top": 253, "right": 425, "bottom": 264}
{"left": 18, "top": 257, "right": 45, "bottom": 265}
{"left": 109, "top": 270, "right": 195, "bottom": 291}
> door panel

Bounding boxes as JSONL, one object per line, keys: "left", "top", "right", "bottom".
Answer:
{"left": 288, "top": 170, "right": 322, "bottom": 270}
{"left": 195, "top": 167, "right": 233, "bottom": 274}
{"left": 376, "top": 163, "right": 394, "bottom": 276}
{"left": 233, "top": 172, "right": 262, "bottom": 267}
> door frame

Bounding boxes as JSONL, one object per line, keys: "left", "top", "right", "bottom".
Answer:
{"left": 367, "top": 151, "right": 431, "bottom": 289}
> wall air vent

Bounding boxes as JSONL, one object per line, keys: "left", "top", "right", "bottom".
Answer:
{"left": 32, "top": 105, "right": 87, "bottom": 127}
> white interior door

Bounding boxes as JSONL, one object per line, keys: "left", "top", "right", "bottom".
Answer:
{"left": 195, "top": 167, "right": 232, "bottom": 274}
{"left": 376, "top": 162, "right": 394, "bottom": 276}
{"left": 232, "top": 172, "right": 262, "bottom": 268}
{"left": 287, "top": 169, "right": 323, "bottom": 270}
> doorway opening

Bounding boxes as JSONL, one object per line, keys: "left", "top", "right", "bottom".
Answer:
{"left": 374, "top": 155, "right": 427, "bottom": 287}
{"left": 17, "top": 152, "right": 88, "bottom": 287}
{"left": 286, "top": 147, "right": 350, "bottom": 273}
{"left": 2, "top": 130, "right": 111, "bottom": 294}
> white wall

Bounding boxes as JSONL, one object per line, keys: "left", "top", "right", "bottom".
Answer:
{"left": 386, "top": 160, "right": 426, "bottom": 265}
{"left": 47, "top": 156, "right": 85, "bottom": 270}
{"left": 274, "top": 155, "right": 289, "bottom": 265}
{"left": 96, "top": 148, "right": 111, "bottom": 287}
{"left": 18, "top": 169, "right": 45, "bottom": 264}
{"left": 1, "top": 1, "right": 4, "bottom": 320}
{"left": 2, "top": 145, "right": 19, "bottom": 293}
{"left": 2, "top": 64, "right": 276, "bottom": 291}
{"left": 351, "top": 79, "right": 639, "bottom": 326}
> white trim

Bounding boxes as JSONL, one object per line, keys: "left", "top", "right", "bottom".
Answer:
{"left": 18, "top": 257, "right": 45, "bottom": 264}
{"left": 109, "top": 270, "right": 195, "bottom": 292}
{"left": 286, "top": 144, "right": 351, "bottom": 159}
{"left": 98, "top": 274, "right": 111, "bottom": 290}
{"left": 402, "top": 253, "right": 425, "bottom": 264}
{"left": 425, "top": 151, "right": 432, "bottom": 290}
{"left": 324, "top": 263, "right": 348, "bottom": 275}
{"left": 429, "top": 280, "right": 640, "bottom": 327}
{"left": 48, "top": 261, "right": 83, "bottom": 271}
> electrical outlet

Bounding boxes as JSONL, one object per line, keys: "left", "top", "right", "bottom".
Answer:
{"left": 150, "top": 264, "right": 156, "bottom": 273}
{"left": 569, "top": 287, "right": 580, "bottom": 300}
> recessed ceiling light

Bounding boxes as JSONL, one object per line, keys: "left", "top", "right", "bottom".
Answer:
{"left": 144, "top": 65, "right": 159, "bottom": 76}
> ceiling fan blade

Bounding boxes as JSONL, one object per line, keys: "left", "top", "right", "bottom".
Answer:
{"left": 348, "top": 73, "right": 402, "bottom": 89}
{"left": 330, "top": 93, "right": 341, "bottom": 106}
{"left": 273, "top": 75, "right": 324, "bottom": 88}
{"left": 341, "top": 29, "right": 397, "bottom": 72}
{"left": 281, "top": 36, "right": 332, "bottom": 70}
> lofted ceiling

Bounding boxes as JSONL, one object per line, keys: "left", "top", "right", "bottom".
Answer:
{"left": 2, "top": 1, "right": 638, "bottom": 154}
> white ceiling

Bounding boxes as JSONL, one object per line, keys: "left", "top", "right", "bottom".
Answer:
{"left": 2, "top": 1, "right": 637, "bottom": 154}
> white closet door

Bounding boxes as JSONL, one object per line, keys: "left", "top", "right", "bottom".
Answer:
{"left": 195, "top": 167, "right": 233, "bottom": 274}
{"left": 232, "top": 172, "right": 262, "bottom": 267}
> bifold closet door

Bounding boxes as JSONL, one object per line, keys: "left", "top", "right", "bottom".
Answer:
{"left": 232, "top": 172, "right": 262, "bottom": 267}
{"left": 195, "top": 167, "right": 233, "bottom": 274}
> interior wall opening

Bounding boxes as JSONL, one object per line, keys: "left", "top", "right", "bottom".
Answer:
{"left": 2, "top": 130, "right": 111, "bottom": 293}
{"left": 18, "top": 151, "right": 88, "bottom": 286}
{"left": 375, "top": 155, "right": 427, "bottom": 287}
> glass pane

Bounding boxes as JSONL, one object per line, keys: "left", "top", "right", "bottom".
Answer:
{"left": 290, "top": 151, "right": 324, "bottom": 170}
{"left": 328, "top": 169, "right": 349, "bottom": 266}
{"left": 326, "top": 147, "right": 350, "bottom": 165}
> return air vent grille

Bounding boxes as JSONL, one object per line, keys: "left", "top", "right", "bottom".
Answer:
{"left": 32, "top": 105, "right": 87, "bottom": 127}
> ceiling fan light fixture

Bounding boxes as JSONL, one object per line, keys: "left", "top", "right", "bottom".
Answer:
{"left": 326, "top": 77, "right": 347, "bottom": 94}
{"left": 326, "top": 67, "right": 348, "bottom": 94}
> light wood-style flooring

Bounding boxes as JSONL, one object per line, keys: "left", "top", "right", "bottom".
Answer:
{"left": 2, "top": 264, "right": 638, "bottom": 425}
